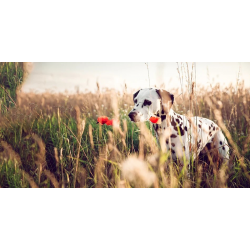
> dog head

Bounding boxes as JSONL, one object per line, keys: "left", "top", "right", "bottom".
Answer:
{"left": 128, "top": 88, "right": 174, "bottom": 122}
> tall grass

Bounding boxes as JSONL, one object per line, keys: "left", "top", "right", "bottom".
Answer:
{"left": 0, "top": 63, "right": 250, "bottom": 187}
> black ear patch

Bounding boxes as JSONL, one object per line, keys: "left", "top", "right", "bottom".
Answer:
{"left": 133, "top": 89, "right": 141, "bottom": 100}
{"left": 155, "top": 89, "right": 174, "bottom": 114}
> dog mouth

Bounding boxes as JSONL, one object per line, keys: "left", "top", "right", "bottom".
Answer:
{"left": 128, "top": 111, "right": 140, "bottom": 122}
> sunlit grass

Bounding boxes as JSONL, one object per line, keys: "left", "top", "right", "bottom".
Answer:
{"left": 0, "top": 62, "right": 250, "bottom": 188}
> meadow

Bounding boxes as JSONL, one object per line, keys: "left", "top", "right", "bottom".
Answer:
{"left": 0, "top": 62, "right": 250, "bottom": 188}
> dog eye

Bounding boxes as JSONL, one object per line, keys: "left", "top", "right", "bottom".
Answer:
{"left": 143, "top": 99, "right": 152, "bottom": 106}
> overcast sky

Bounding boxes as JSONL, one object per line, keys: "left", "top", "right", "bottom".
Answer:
{"left": 21, "top": 62, "right": 250, "bottom": 94}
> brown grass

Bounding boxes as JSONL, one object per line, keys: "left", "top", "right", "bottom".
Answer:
{"left": 0, "top": 78, "right": 250, "bottom": 187}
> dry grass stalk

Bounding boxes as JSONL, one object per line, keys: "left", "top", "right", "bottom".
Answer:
{"left": 138, "top": 122, "right": 158, "bottom": 155}
{"left": 95, "top": 146, "right": 107, "bottom": 188}
{"left": 0, "top": 141, "right": 22, "bottom": 166}
{"left": 44, "top": 169, "right": 60, "bottom": 188}
{"left": 74, "top": 105, "right": 86, "bottom": 188}
{"left": 54, "top": 147, "right": 59, "bottom": 167}
{"left": 21, "top": 170, "right": 38, "bottom": 188}
{"left": 88, "top": 124, "right": 94, "bottom": 149}
{"left": 107, "top": 131, "right": 122, "bottom": 161}
{"left": 76, "top": 166, "right": 87, "bottom": 188}
{"left": 31, "top": 134, "right": 47, "bottom": 184}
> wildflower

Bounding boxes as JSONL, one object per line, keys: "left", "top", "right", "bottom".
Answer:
{"left": 149, "top": 116, "right": 160, "bottom": 123}
{"left": 97, "top": 116, "right": 109, "bottom": 124}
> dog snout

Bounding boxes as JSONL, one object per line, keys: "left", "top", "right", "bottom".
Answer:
{"left": 128, "top": 111, "right": 138, "bottom": 122}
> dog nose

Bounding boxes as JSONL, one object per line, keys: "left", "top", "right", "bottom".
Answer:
{"left": 128, "top": 111, "right": 137, "bottom": 121}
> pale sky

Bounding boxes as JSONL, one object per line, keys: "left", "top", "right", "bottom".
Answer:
{"left": 20, "top": 62, "right": 250, "bottom": 94}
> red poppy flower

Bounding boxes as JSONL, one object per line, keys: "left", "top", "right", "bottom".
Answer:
{"left": 105, "top": 119, "right": 120, "bottom": 126}
{"left": 149, "top": 116, "right": 160, "bottom": 123}
{"left": 97, "top": 116, "right": 109, "bottom": 124}
{"left": 105, "top": 119, "right": 113, "bottom": 126}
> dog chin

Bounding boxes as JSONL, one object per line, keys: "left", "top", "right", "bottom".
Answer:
{"left": 136, "top": 117, "right": 147, "bottom": 122}
{"left": 130, "top": 117, "right": 141, "bottom": 122}
{"left": 129, "top": 116, "right": 145, "bottom": 123}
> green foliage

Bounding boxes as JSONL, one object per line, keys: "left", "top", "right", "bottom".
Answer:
{"left": 0, "top": 62, "right": 23, "bottom": 114}
{"left": 0, "top": 160, "right": 29, "bottom": 188}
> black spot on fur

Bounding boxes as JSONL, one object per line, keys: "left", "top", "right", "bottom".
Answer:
{"left": 220, "top": 141, "right": 222, "bottom": 145}
{"left": 183, "top": 146, "right": 185, "bottom": 151}
{"left": 198, "top": 124, "right": 201, "bottom": 128}
{"left": 222, "top": 147, "right": 225, "bottom": 150}
{"left": 161, "top": 115, "right": 166, "bottom": 121}
{"left": 171, "top": 143, "right": 175, "bottom": 147}
{"left": 161, "top": 110, "right": 164, "bottom": 114}
{"left": 143, "top": 99, "right": 152, "bottom": 106}
{"left": 176, "top": 119, "right": 180, "bottom": 123}
{"left": 171, "top": 116, "right": 177, "bottom": 127}
{"left": 184, "top": 126, "right": 187, "bottom": 131}
{"left": 177, "top": 115, "right": 182, "bottom": 120}
{"left": 171, "top": 150, "right": 175, "bottom": 154}
{"left": 170, "top": 134, "right": 177, "bottom": 138}
{"left": 213, "top": 127, "right": 215, "bottom": 131}
{"left": 178, "top": 126, "right": 185, "bottom": 136}
{"left": 171, "top": 116, "right": 184, "bottom": 136}
{"left": 166, "top": 140, "right": 169, "bottom": 144}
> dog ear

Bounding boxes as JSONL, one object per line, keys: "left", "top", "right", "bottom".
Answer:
{"left": 133, "top": 89, "right": 141, "bottom": 100}
{"left": 155, "top": 89, "right": 174, "bottom": 113}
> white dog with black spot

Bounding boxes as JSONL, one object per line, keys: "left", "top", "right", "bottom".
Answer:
{"left": 128, "top": 88, "right": 230, "bottom": 168}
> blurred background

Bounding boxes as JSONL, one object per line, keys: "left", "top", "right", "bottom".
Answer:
{"left": 20, "top": 62, "right": 250, "bottom": 94}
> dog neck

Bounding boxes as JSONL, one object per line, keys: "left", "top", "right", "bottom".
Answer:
{"left": 156, "top": 108, "right": 174, "bottom": 125}
{"left": 152, "top": 109, "right": 177, "bottom": 135}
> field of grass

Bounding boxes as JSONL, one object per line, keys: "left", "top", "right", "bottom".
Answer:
{"left": 0, "top": 62, "right": 250, "bottom": 188}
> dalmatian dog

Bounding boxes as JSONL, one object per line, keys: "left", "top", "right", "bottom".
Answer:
{"left": 128, "top": 88, "right": 230, "bottom": 169}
